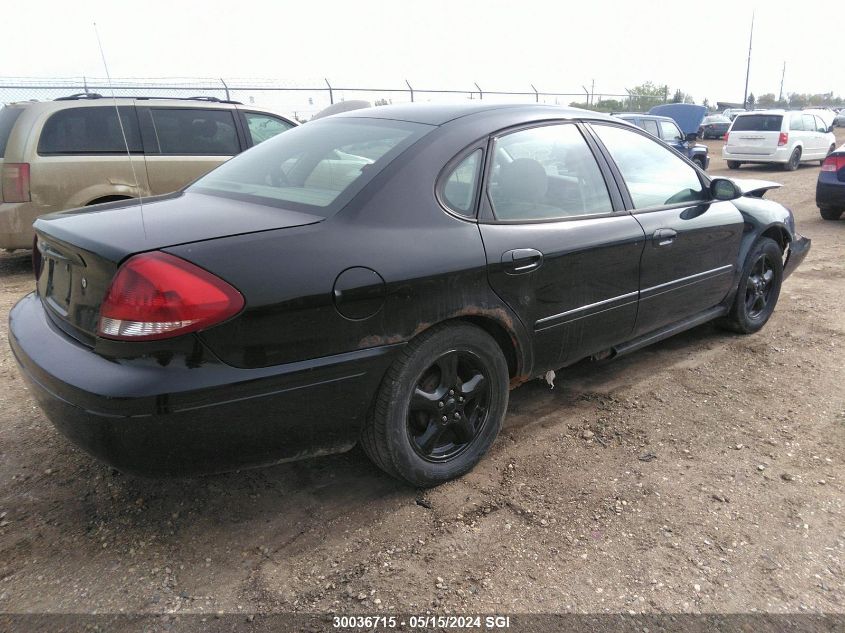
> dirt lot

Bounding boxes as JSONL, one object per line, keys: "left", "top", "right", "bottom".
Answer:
{"left": 0, "top": 132, "right": 843, "bottom": 624}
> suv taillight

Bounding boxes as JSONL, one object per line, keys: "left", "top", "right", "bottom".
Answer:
{"left": 98, "top": 252, "right": 244, "bottom": 341}
{"left": 778, "top": 132, "right": 788, "bottom": 146}
{"left": 821, "top": 154, "right": 845, "bottom": 173}
{"left": 724, "top": 132, "right": 729, "bottom": 143}
{"left": 1, "top": 163, "right": 31, "bottom": 203}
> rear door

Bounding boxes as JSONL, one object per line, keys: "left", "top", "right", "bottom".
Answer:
{"left": 590, "top": 122, "right": 744, "bottom": 336}
{"left": 728, "top": 113, "right": 784, "bottom": 156}
{"left": 139, "top": 106, "right": 244, "bottom": 195}
{"left": 478, "top": 121, "right": 645, "bottom": 372}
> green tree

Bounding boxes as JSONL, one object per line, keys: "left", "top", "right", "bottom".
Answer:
{"left": 628, "top": 81, "right": 670, "bottom": 112}
{"left": 756, "top": 93, "right": 777, "bottom": 108}
{"left": 746, "top": 92, "right": 755, "bottom": 108}
{"left": 672, "top": 88, "right": 683, "bottom": 103}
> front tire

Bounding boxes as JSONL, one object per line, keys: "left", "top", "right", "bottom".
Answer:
{"left": 784, "top": 147, "right": 801, "bottom": 171}
{"left": 693, "top": 156, "right": 705, "bottom": 170}
{"left": 819, "top": 207, "right": 843, "bottom": 221}
{"left": 718, "top": 237, "right": 783, "bottom": 334}
{"left": 727, "top": 160, "right": 741, "bottom": 170}
{"left": 361, "top": 323, "right": 509, "bottom": 487}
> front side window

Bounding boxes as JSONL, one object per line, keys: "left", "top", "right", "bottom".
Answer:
{"left": 814, "top": 116, "right": 828, "bottom": 133}
{"left": 442, "top": 149, "right": 482, "bottom": 216}
{"left": 487, "top": 123, "right": 613, "bottom": 221}
{"left": 244, "top": 113, "right": 295, "bottom": 145}
{"left": 191, "top": 117, "right": 428, "bottom": 216}
{"left": 592, "top": 124, "right": 705, "bottom": 209}
{"left": 38, "top": 106, "right": 142, "bottom": 154}
{"left": 149, "top": 108, "right": 239, "bottom": 155}
{"left": 659, "top": 120, "right": 683, "bottom": 142}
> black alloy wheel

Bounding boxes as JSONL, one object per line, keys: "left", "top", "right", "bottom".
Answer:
{"left": 719, "top": 237, "right": 783, "bottom": 334}
{"left": 744, "top": 253, "right": 776, "bottom": 319}
{"left": 784, "top": 147, "right": 801, "bottom": 171}
{"left": 361, "top": 323, "right": 509, "bottom": 487}
{"left": 407, "top": 350, "right": 491, "bottom": 462}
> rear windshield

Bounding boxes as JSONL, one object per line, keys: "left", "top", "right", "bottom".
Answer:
{"left": 0, "top": 107, "right": 24, "bottom": 157}
{"left": 190, "top": 117, "right": 430, "bottom": 217}
{"left": 731, "top": 114, "right": 783, "bottom": 132}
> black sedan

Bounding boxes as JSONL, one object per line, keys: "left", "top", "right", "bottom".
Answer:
{"left": 817, "top": 142, "right": 845, "bottom": 220}
{"left": 9, "top": 103, "right": 810, "bottom": 487}
{"left": 698, "top": 114, "right": 731, "bottom": 139}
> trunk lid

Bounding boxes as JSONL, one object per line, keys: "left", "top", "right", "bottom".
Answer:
{"left": 34, "top": 191, "right": 323, "bottom": 343}
{"left": 727, "top": 114, "right": 784, "bottom": 155}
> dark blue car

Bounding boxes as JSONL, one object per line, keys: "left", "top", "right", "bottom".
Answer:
{"left": 817, "top": 143, "right": 845, "bottom": 220}
{"left": 613, "top": 113, "right": 710, "bottom": 170}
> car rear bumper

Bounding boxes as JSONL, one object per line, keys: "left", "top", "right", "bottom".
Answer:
{"left": 816, "top": 180, "right": 845, "bottom": 209}
{"left": 722, "top": 146, "right": 790, "bottom": 163}
{"left": 9, "top": 292, "right": 402, "bottom": 476}
{"left": 0, "top": 201, "right": 41, "bottom": 249}
{"left": 784, "top": 235, "right": 811, "bottom": 279}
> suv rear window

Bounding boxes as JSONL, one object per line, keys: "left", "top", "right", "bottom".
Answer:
{"left": 0, "top": 107, "right": 23, "bottom": 157}
{"left": 190, "top": 117, "right": 429, "bottom": 217}
{"left": 38, "top": 106, "right": 142, "bottom": 154}
{"left": 730, "top": 114, "right": 783, "bottom": 132}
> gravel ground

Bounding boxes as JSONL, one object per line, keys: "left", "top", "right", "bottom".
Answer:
{"left": 0, "top": 132, "right": 842, "bottom": 624}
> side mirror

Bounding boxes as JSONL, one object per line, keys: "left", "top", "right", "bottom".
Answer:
{"left": 710, "top": 178, "right": 742, "bottom": 201}
{"left": 685, "top": 132, "right": 698, "bottom": 142}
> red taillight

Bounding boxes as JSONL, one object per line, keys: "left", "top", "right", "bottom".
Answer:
{"left": 724, "top": 132, "right": 729, "bottom": 143}
{"left": 821, "top": 154, "right": 845, "bottom": 172}
{"left": 778, "top": 132, "right": 788, "bottom": 146}
{"left": 97, "top": 252, "right": 244, "bottom": 341}
{"left": 1, "top": 163, "right": 31, "bottom": 203}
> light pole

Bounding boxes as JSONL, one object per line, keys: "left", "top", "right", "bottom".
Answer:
{"left": 742, "top": 11, "right": 754, "bottom": 109}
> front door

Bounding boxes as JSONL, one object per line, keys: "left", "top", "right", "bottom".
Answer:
{"left": 590, "top": 122, "right": 744, "bottom": 337}
{"left": 478, "top": 122, "right": 645, "bottom": 372}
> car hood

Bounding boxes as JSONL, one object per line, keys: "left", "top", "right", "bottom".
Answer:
{"left": 649, "top": 104, "right": 707, "bottom": 135}
{"left": 728, "top": 178, "right": 783, "bottom": 198}
{"left": 34, "top": 191, "right": 324, "bottom": 263}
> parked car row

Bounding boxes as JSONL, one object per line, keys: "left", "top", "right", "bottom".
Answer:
{"left": 0, "top": 94, "right": 296, "bottom": 250}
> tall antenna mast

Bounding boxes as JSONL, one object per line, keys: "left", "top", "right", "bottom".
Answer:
{"left": 93, "top": 22, "right": 146, "bottom": 237}
{"left": 742, "top": 11, "right": 754, "bottom": 110}
{"left": 778, "top": 61, "right": 786, "bottom": 104}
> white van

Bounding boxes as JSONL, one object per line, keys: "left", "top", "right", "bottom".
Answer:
{"left": 723, "top": 110, "right": 836, "bottom": 171}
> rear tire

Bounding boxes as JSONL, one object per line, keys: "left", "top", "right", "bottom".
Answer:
{"left": 727, "top": 160, "right": 741, "bottom": 170}
{"left": 360, "top": 323, "right": 509, "bottom": 487}
{"left": 718, "top": 237, "right": 783, "bottom": 334}
{"left": 819, "top": 207, "right": 843, "bottom": 221}
{"left": 783, "top": 147, "right": 801, "bottom": 171}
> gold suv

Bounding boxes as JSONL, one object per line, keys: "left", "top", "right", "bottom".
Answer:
{"left": 0, "top": 94, "right": 296, "bottom": 250}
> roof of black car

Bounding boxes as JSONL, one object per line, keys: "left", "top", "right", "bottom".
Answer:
{"left": 333, "top": 102, "right": 609, "bottom": 126}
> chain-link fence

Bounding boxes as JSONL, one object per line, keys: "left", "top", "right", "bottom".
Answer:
{"left": 0, "top": 77, "right": 657, "bottom": 121}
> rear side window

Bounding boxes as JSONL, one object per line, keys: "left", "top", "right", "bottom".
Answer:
{"left": 789, "top": 115, "right": 805, "bottom": 131}
{"left": 487, "top": 123, "right": 613, "bottom": 221}
{"left": 442, "top": 149, "right": 482, "bottom": 216}
{"left": 0, "top": 107, "right": 23, "bottom": 157}
{"left": 149, "top": 108, "right": 239, "bottom": 155}
{"left": 641, "top": 119, "right": 659, "bottom": 136}
{"left": 731, "top": 114, "right": 783, "bottom": 132}
{"left": 38, "top": 106, "right": 142, "bottom": 154}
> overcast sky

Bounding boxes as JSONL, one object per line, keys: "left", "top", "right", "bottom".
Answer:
{"left": 2, "top": 0, "right": 839, "bottom": 111}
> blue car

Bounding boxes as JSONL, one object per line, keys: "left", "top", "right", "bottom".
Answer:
{"left": 613, "top": 112, "right": 710, "bottom": 170}
{"left": 817, "top": 143, "right": 845, "bottom": 220}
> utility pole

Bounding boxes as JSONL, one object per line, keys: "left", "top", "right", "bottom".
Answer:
{"left": 778, "top": 62, "right": 786, "bottom": 103}
{"left": 742, "top": 11, "right": 754, "bottom": 109}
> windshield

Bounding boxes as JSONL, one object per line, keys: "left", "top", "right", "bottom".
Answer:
{"left": 731, "top": 114, "right": 783, "bottom": 132}
{"left": 190, "top": 117, "right": 430, "bottom": 216}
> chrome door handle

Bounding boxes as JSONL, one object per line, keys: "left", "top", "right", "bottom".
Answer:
{"left": 653, "top": 228, "right": 677, "bottom": 247}
{"left": 501, "top": 248, "right": 544, "bottom": 274}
